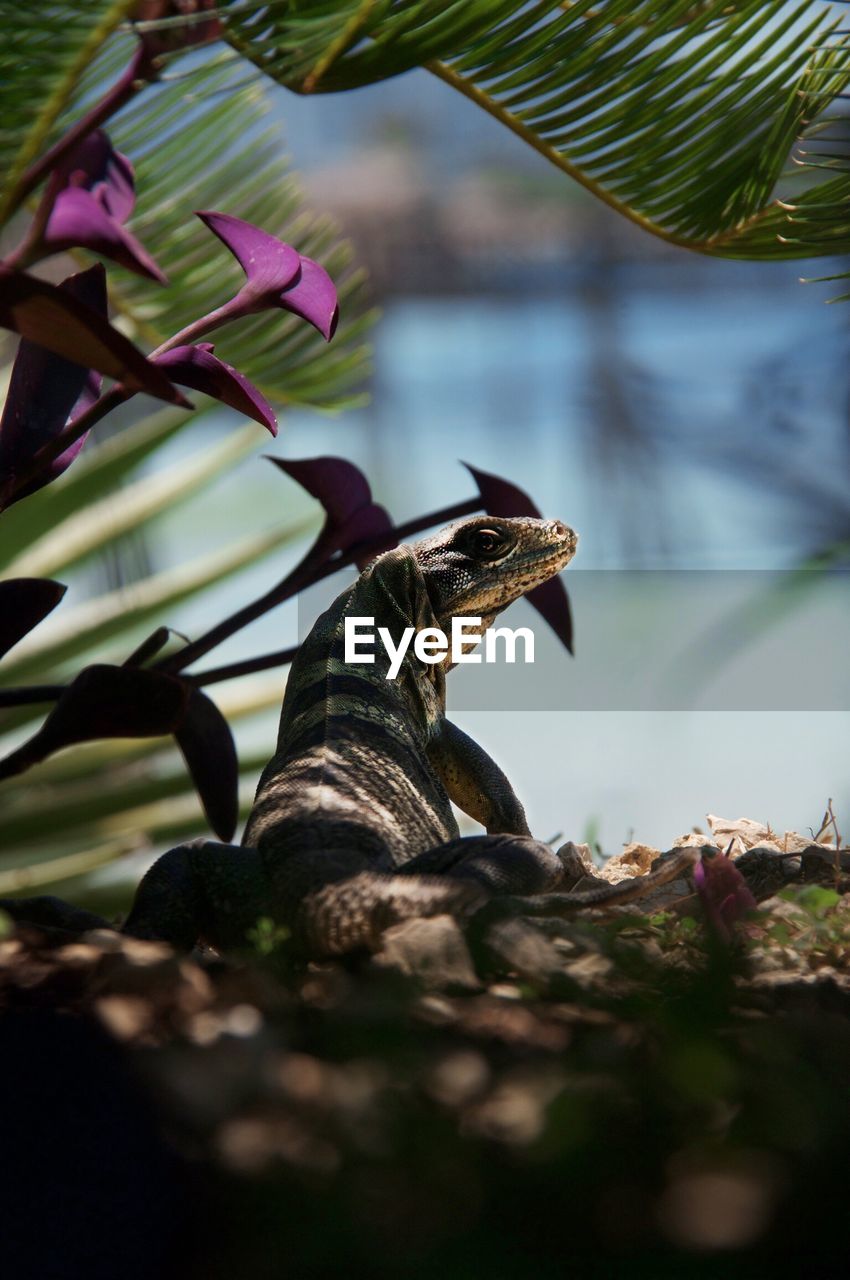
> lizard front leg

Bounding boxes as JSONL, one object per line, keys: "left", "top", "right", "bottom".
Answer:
{"left": 427, "top": 718, "right": 531, "bottom": 836}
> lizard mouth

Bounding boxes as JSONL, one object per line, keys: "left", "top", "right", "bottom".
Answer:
{"left": 504, "top": 520, "right": 578, "bottom": 582}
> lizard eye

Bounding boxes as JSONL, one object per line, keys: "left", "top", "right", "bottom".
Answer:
{"left": 471, "top": 528, "right": 504, "bottom": 557}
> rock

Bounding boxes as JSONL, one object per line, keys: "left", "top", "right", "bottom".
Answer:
{"left": 601, "top": 843, "right": 659, "bottom": 883}
{"left": 673, "top": 833, "right": 712, "bottom": 850}
{"left": 373, "top": 915, "right": 481, "bottom": 990}
{"left": 706, "top": 815, "right": 837, "bottom": 857}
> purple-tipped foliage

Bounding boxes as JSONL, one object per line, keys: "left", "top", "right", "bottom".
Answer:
{"left": 0, "top": 579, "right": 67, "bottom": 660}
{"left": 694, "top": 849, "right": 758, "bottom": 942}
{"left": 0, "top": 660, "right": 238, "bottom": 839}
{"left": 0, "top": 665, "right": 190, "bottom": 782}
{"left": 464, "top": 463, "right": 573, "bottom": 654}
{"left": 175, "top": 687, "right": 239, "bottom": 840}
{"left": 197, "top": 212, "right": 339, "bottom": 341}
{"left": 41, "top": 130, "right": 166, "bottom": 284}
{"left": 52, "top": 131, "right": 136, "bottom": 222}
{"left": 0, "top": 266, "right": 184, "bottom": 402}
{"left": 273, "top": 456, "right": 373, "bottom": 527}
{"left": 155, "top": 344, "right": 277, "bottom": 434}
{"left": 0, "top": 266, "right": 107, "bottom": 503}
{"left": 269, "top": 456, "right": 394, "bottom": 567}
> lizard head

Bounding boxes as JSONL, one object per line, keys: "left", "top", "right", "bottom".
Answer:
{"left": 412, "top": 514, "right": 577, "bottom": 628}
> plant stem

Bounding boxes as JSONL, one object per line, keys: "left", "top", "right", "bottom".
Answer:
{"left": 12, "top": 44, "right": 157, "bottom": 216}
{"left": 192, "top": 647, "right": 300, "bottom": 686}
{"left": 158, "top": 496, "right": 480, "bottom": 675}
{"left": 0, "top": 685, "right": 67, "bottom": 708}
{"left": 148, "top": 299, "right": 243, "bottom": 358}
{"left": 0, "top": 499, "right": 481, "bottom": 704}
{"left": 2, "top": 387, "right": 127, "bottom": 508}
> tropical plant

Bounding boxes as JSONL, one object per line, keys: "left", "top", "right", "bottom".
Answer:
{"left": 227, "top": 0, "right": 850, "bottom": 275}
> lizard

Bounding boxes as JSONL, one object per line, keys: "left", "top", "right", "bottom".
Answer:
{"left": 119, "top": 513, "right": 697, "bottom": 957}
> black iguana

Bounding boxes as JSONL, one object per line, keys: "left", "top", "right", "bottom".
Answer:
{"left": 119, "top": 514, "right": 695, "bottom": 955}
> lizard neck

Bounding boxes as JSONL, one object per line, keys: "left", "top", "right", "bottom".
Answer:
{"left": 245, "top": 546, "right": 458, "bottom": 862}
{"left": 277, "top": 547, "right": 446, "bottom": 755}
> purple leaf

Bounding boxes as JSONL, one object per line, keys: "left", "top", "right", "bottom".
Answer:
{"left": 51, "top": 129, "right": 135, "bottom": 223}
{"left": 275, "top": 255, "right": 340, "bottom": 342}
{"left": 463, "top": 462, "right": 573, "bottom": 654}
{"left": 0, "top": 579, "right": 66, "bottom": 660}
{"left": 269, "top": 455, "right": 374, "bottom": 526}
{"left": 0, "top": 265, "right": 106, "bottom": 503}
{"left": 196, "top": 211, "right": 339, "bottom": 341}
{"left": 154, "top": 343, "right": 277, "bottom": 434}
{"left": 268, "top": 455, "right": 394, "bottom": 565}
{"left": 694, "top": 850, "right": 758, "bottom": 942}
{"left": 0, "top": 653, "right": 239, "bottom": 840}
{"left": 37, "top": 130, "right": 166, "bottom": 284}
{"left": 524, "top": 579, "right": 573, "bottom": 656}
{"left": 340, "top": 503, "right": 396, "bottom": 569}
{"left": 0, "top": 266, "right": 187, "bottom": 403}
{"left": 463, "top": 463, "right": 541, "bottom": 520}
{"left": 45, "top": 188, "right": 166, "bottom": 285}
{"left": 175, "top": 687, "right": 239, "bottom": 840}
{"left": 0, "top": 664, "right": 189, "bottom": 782}
{"left": 197, "top": 211, "right": 301, "bottom": 294}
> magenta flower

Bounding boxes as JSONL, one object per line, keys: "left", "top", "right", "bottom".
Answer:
{"left": 154, "top": 343, "right": 277, "bottom": 435}
{"left": 37, "top": 130, "right": 166, "bottom": 284}
{"left": 694, "top": 849, "right": 758, "bottom": 942}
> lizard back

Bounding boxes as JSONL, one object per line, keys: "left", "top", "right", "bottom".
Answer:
{"left": 242, "top": 547, "right": 458, "bottom": 869}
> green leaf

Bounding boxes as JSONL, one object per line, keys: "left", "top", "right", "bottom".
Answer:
{"left": 0, "top": 0, "right": 138, "bottom": 225}
{"left": 0, "top": 836, "right": 139, "bottom": 895}
{"left": 229, "top": 0, "right": 850, "bottom": 259}
{"left": 0, "top": 406, "right": 187, "bottom": 572}
{"left": 796, "top": 884, "right": 841, "bottom": 916}
{"left": 4, "top": 422, "right": 264, "bottom": 580}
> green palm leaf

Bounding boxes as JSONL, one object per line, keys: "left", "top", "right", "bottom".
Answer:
{"left": 0, "top": 0, "right": 137, "bottom": 224}
{"left": 229, "top": 0, "right": 850, "bottom": 259}
{"left": 1, "top": 11, "right": 375, "bottom": 411}
{"left": 0, "top": 674, "right": 285, "bottom": 890}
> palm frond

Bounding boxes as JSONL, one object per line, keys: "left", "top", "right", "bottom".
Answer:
{"left": 1, "top": 520, "right": 311, "bottom": 683}
{"left": 5, "top": 422, "right": 264, "bottom": 580}
{"left": 0, "top": 675, "right": 285, "bottom": 890}
{"left": 0, "top": 0, "right": 137, "bottom": 224}
{"left": 228, "top": 0, "right": 850, "bottom": 258}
